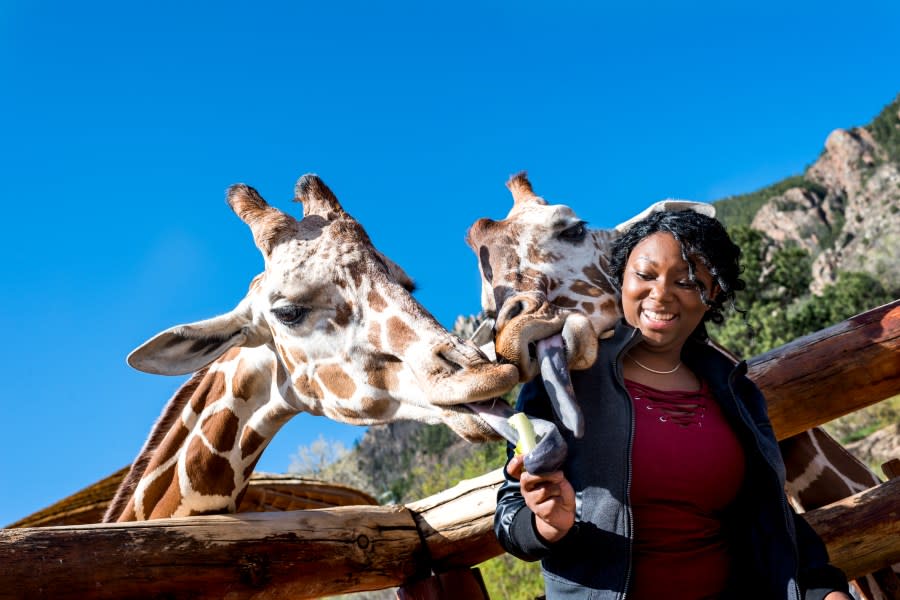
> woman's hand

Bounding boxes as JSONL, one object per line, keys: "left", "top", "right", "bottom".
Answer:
{"left": 823, "top": 593, "right": 852, "bottom": 600}
{"left": 506, "top": 454, "right": 576, "bottom": 543}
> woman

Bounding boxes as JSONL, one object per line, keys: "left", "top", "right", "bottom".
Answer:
{"left": 494, "top": 210, "right": 850, "bottom": 600}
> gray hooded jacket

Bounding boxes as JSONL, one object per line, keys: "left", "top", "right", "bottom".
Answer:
{"left": 494, "top": 320, "right": 848, "bottom": 600}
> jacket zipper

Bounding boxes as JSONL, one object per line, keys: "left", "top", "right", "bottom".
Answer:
{"left": 617, "top": 330, "right": 641, "bottom": 600}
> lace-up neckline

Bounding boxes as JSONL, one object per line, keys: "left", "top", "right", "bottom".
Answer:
{"left": 625, "top": 379, "right": 709, "bottom": 427}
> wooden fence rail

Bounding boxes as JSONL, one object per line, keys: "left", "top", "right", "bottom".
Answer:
{"left": 753, "top": 300, "right": 900, "bottom": 439}
{"left": 1, "top": 470, "right": 898, "bottom": 599}
{"left": 1, "top": 300, "right": 898, "bottom": 599}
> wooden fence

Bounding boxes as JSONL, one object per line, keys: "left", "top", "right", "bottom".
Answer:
{"left": 1, "top": 300, "right": 898, "bottom": 599}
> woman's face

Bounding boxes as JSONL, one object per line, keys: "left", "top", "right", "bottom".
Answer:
{"left": 621, "top": 232, "right": 716, "bottom": 354}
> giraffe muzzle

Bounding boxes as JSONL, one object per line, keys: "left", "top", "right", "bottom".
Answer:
{"left": 494, "top": 298, "right": 598, "bottom": 382}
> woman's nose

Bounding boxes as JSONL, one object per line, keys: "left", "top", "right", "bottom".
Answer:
{"left": 649, "top": 279, "right": 673, "bottom": 300}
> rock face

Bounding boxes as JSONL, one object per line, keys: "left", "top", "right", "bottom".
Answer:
{"left": 846, "top": 423, "right": 900, "bottom": 476}
{"left": 748, "top": 96, "right": 900, "bottom": 295}
{"left": 751, "top": 186, "right": 843, "bottom": 256}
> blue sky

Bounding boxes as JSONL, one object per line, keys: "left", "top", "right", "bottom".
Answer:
{"left": 1, "top": 0, "right": 898, "bottom": 526}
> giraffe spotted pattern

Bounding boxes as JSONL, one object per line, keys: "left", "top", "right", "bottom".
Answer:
{"left": 106, "top": 174, "right": 519, "bottom": 522}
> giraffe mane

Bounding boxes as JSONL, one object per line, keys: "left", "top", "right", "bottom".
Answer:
{"left": 102, "top": 366, "right": 211, "bottom": 522}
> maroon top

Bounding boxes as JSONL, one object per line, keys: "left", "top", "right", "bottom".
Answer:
{"left": 624, "top": 379, "right": 746, "bottom": 600}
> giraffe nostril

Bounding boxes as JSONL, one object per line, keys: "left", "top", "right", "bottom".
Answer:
{"left": 435, "top": 347, "right": 464, "bottom": 374}
{"left": 507, "top": 301, "right": 524, "bottom": 320}
{"left": 498, "top": 300, "right": 525, "bottom": 328}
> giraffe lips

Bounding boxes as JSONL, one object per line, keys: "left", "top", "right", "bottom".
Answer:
{"left": 462, "top": 400, "right": 568, "bottom": 474}
{"left": 536, "top": 334, "right": 584, "bottom": 438}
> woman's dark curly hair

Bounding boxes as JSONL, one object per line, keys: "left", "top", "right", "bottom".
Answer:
{"left": 609, "top": 209, "right": 745, "bottom": 335}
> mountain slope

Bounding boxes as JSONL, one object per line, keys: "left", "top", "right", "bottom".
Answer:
{"left": 715, "top": 94, "right": 900, "bottom": 295}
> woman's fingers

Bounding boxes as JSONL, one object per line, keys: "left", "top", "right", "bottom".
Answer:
{"left": 505, "top": 454, "right": 525, "bottom": 479}
{"left": 525, "top": 473, "right": 576, "bottom": 543}
{"left": 521, "top": 472, "right": 574, "bottom": 509}
{"left": 520, "top": 470, "right": 566, "bottom": 492}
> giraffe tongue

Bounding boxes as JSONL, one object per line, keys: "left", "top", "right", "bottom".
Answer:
{"left": 465, "top": 402, "right": 568, "bottom": 475}
{"left": 536, "top": 334, "right": 584, "bottom": 439}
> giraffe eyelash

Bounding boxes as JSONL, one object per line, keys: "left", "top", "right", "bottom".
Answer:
{"left": 271, "top": 305, "right": 310, "bottom": 327}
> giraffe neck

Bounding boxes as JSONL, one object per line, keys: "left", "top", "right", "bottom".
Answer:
{"left": 782, "top": 427, "right": 880, "bottom": 512}
{"left": 109, "top": 345, "right": 297, "bottom": 521}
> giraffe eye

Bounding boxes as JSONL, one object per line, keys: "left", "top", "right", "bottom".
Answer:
{"left": 559, "top": 222, "right": 587, "bottom": 243}
{"left": 272, "top": 305, "right": 310, "bottom": 327}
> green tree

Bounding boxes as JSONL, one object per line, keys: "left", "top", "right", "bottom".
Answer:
{"left": 867, "top": 95, "right": 900, "bottom": 163}
{"left": 711, "top": 230, "right": 813, "bottom": 358}
{"left": 727, "top": 225, "right": 765, "bottom": 304}
{"left": 765, "top": 245, "right": 812, "bottom": 303}
{"left": 791, "top": 272, "right": 892, "bottom": 334}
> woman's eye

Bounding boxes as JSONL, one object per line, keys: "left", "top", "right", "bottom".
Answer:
{"left": 635, "top": 271, "right": 654, "bottom": 281}
{"left": 272, "top": 305, "right": 310, "bottom": 326}
{"left": 558, "top": 222, "right": 587, "bottom": 243}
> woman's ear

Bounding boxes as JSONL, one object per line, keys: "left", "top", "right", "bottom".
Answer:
{"left": 706, "top": 284, "right": 721, "bottom": 306}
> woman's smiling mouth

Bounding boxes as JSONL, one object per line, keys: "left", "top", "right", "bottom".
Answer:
{"left": 641, "top": 308, "right": 678, "bottom": 328}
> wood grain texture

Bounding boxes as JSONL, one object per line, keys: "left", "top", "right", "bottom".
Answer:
{"left": 3, "top": 471, "right": 898, "bottom": 598}
{"left": 0, "top": 505, "right": 419, "bottom": 599}
{"left": 748, "top": 300, "right": 900, "bottom": 440}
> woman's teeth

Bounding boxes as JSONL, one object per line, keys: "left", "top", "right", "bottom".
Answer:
{"left": 644, "top": 309, "right": 675, "bottom": 321}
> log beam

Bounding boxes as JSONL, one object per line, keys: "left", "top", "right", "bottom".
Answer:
{"left": 748, "top": 300, "right": 900, "bottom": 440}
{"left": 803, "top": 475, "right": 900, "bottom": 581}
{"left": 0, "top": 505, "right": 421, "bottom": 599}
{"left": 2, "top": 470, "right": 899, "bottom": 598}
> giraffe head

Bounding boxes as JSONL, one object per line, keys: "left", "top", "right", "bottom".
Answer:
{"left": 466, "top": 172, "right": 619, "bottom": 382}
{"left": 128, "top": 174, "right": 519, "bottom": 442}
{"left": 467, "top": 172, "right": 715, "bottom": 437}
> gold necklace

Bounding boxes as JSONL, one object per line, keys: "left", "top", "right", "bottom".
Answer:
{"left": 627, "top": 353, "right": 682, "bottom": 375}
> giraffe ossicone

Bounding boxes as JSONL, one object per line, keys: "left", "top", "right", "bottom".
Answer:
{"left": 109, "top": 174, "right": 524, "bottom": 521}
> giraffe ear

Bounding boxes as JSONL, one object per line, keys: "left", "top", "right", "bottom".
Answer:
{"left": 375, "top": 250, "right": 416, "bottom": 292}
{"left": 127, "top": 300, "right": 269, "bottom": 375}
{"left": 294, "top": 174, "right": 346, "bottom": 220}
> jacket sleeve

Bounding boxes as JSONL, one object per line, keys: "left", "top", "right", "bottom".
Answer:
{"left": 494, "top": 379, "right": 576, "bottom": 561}
{"left": 736, "top": 374, "right": 850, "bottom": 600}
{"left": 794, "top": 508, "right": 850, "bottom": 600}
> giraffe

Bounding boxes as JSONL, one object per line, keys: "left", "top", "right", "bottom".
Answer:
{"left": 466, "top": 172, "right": 897, "bottom": 599}
{"left": 104, "top": 174, "right": 522, "bottom": 522}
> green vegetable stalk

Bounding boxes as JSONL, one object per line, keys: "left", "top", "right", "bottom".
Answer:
{"left": 508, "top": 412, "right": 537, "bottom": 456}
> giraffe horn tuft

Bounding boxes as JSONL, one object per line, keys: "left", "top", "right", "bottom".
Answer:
{"left": 294, "top": 173, "right": 346, "bottom": 219}
{"left": 227, "top": 184, "right": 296, "bottom": 256}
{"left": 506, "top": 171, "right": 546, "bottom": 207}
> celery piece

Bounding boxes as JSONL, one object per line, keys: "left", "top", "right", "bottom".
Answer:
{"left": 508, "top": 412, "right": 537, "bottom": 455}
